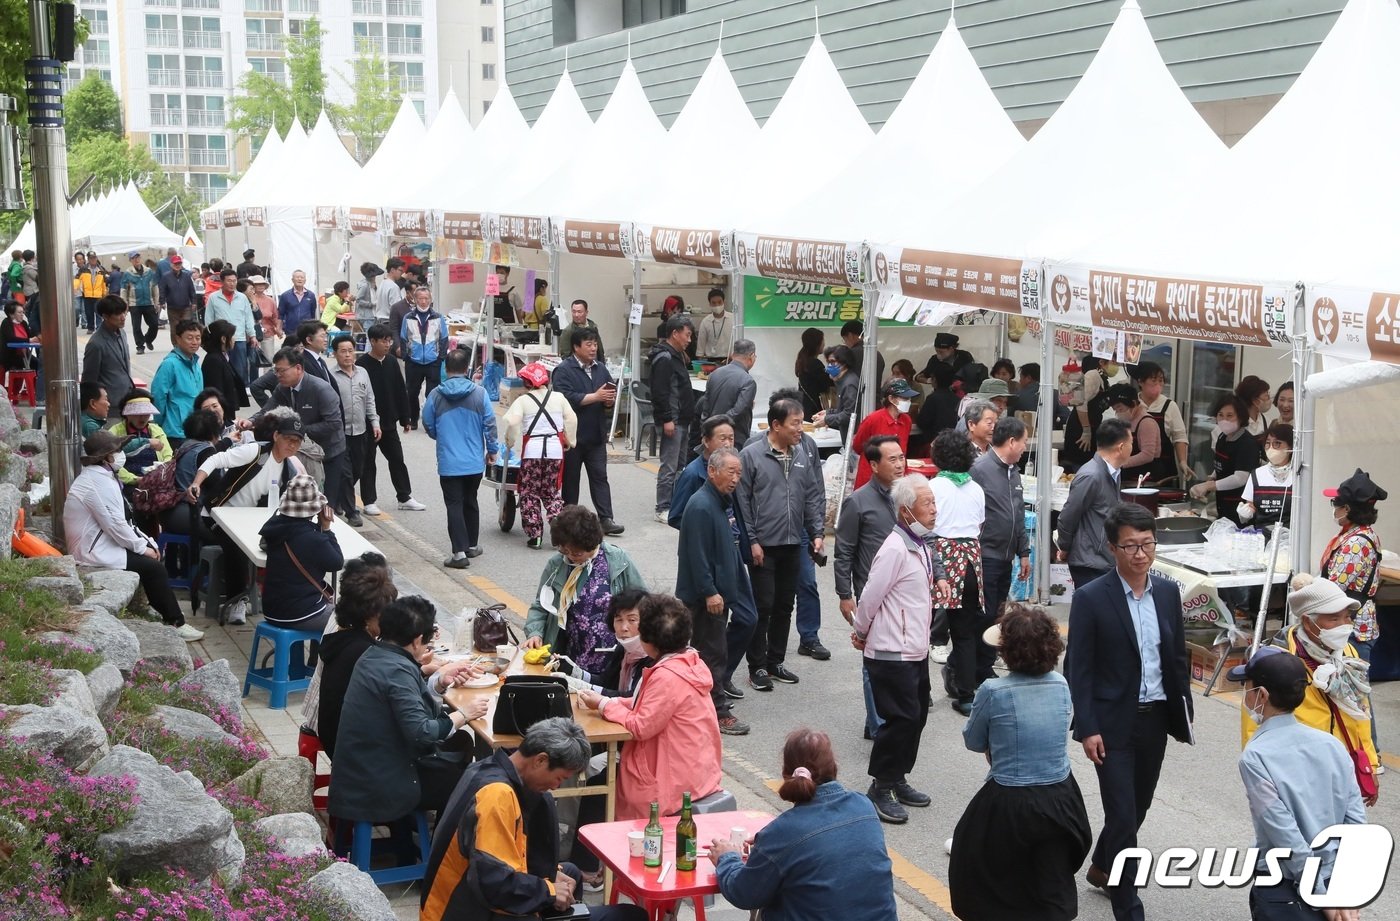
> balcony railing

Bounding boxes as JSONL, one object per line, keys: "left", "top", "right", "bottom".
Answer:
{"left": 288, "top": 0, "right": 318, "bottom": 10}
{"left": 187, "top": 109, "right": 225, "bottom": 127}
{"left": 194, "top": 185, "right": 225, "bottom": 205}
{"left": 87, "top": 19, "right": 109, "bottom": 34}
{"left": 145, "top": 28, "right": 178, "bottom": 46}
{"left": 386, "top": 0, "right": 421, "bottom": 15}
{"left": 184, "top": 70, "right": 224, "bottom": 87}
{"left": 146, "top": 0, "right": 177, "bottom": 6}
{"left": 152, "top": 148, "right": 185, "bottom": 166}
{"left": 184, "top": 31, "right": 222, "bottom": 48}
{"left": 351, "top": 0, "right": 382, "bottom": 14}
{"left": 188, "top": 149, "right": 229, "bottom": 167}
{"left": 396, "top": 75, "right": 424, "bottom": 93}
{"left": 181, "top": 0, "right": 220, "bottom": 7}
{"left": 149, "top": 108, "right": 183, "bottom": 126}
{"left": 83, "top": 48, "right": 111, "bottom": 65}
{"left": 386, "top": 37, "right": 421, "bottom": 55}
{"left": 246, "top": 32, "right": 284, "bottom": 51}
{"left": 148, "top": 68, "right": 182, "bottom": 86}
{"left": 244, "top": 0, "right": 281, "bottom": 10}
{"left": 354, "top": 36, "right": 385, "bottom": 53}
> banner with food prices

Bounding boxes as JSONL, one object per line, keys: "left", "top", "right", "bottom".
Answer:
{"left": 869, "top": 243, "right": 1040, "bottom": 317}
{"left": 1043, "top": 261, "right": 1296, "bottom": 348}
{"left": 732, "top": 232, "right": 862, "bottom": 287}
{"left": 550, "top": 219, "right": 631, "bottom": 259}
{"left": 1304, "top": 284, "right": 1400, "bottom": 366}
{"left": 743, "top": 276, "right": 909, "bottom": 329}
{"left": 200, "top": 210, "right": 220, "bottom": 231}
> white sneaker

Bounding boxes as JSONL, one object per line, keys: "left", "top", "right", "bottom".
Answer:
{"left": 944, "top": 837, "right": 953, "bottom": 855}
{"left": 930, "top": 643, "right": 952, "bottom": 665}
{"left": 224, "top": 600, "right": 248, "bottom": 626}
{"left": 362, "top": 504, "right": 382, "bottom": 516}
{"left": 398, "top": 497, "right": 427, "bottom": 511}
{"left": 654, "top": 510, "right": 668, "bottom": 523}
{"left": 176, "top": 624, "right": 205, "bottom": 642}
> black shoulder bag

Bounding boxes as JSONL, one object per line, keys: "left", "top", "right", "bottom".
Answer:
{"left": 492, "top": 674, "right": 573, "bottom": 736}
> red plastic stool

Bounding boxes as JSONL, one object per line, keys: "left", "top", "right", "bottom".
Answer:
{"left": 298, "top": 726, "right": 332, "bottom": 811}
{"left": 7, "top": 370, "right": 36, "bottom": 407}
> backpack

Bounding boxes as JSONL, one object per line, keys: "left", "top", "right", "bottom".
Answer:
{"left": 130, "top": 458, "right": 184, "bottom": 515}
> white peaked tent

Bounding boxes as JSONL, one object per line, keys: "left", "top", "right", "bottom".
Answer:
{"left": 204, "top": 126, "right": 283, "bottom": 219}
{"left": 395, "top": 90, "right": 480, "bottom": 211}
{"left": 74, "top": 182, "right": 181, "bottom": 253}
{"left": 350, "top": 98, "right": 426, "bottom": 204}
{"left": 474, "top": 70, "right": 595, "bottom": 216}
{"left": 263, "top": 112, "right": 362, "bottom": 291}
{"left": 772, "top": 18, "right": 1024, "bottom": 245}
{"left": 517, "top": 60, "right": 667, "bottom": 223}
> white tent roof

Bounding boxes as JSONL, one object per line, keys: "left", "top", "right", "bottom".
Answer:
{"left": 70, "top": 182, "right": 181, "bottom": 253}
{"left": 395, "top": 90, "right": 482, "bottom": 210}
{"left": 260, "top": 112, "right": 361, "bottom": 207}
{"left": 515, "top": 60, "right": 667, "bottom": 222}
{"left": 205, "top": 126, "right": 283, "bottom": 215}
{"left": 351, "top": 98, "right": 426, "bottom": 200}
{"left": 771, "top": 19, "right": 1024, "bottom": 244}
{"left": 886, "top": 0, "right": 1225, "bottom": 262}
{"left": 473, "top": 70, "right": 595, "bottom": 214}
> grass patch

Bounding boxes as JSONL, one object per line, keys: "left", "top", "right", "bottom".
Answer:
{"left": 0, "top": 559, "right": 100, "bottom": 706}
{"left": 0, "top": 557, "right": 80, "bottom": 634}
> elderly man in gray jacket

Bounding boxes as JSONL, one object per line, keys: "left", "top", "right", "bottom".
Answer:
{"left": 970, "top": 416, "right": 1032, "bottom": 626}
{"left": 1055, "top": 417, "right": 1131, "bottom": 590}
{"left": 737, "top": 395, "right": 825, "bottom": 692}
{"left": 698, "top": 340, "right": 758, "bottom": 446}
{"left": 330, "top": 335, "right": 379, "bottom": 528}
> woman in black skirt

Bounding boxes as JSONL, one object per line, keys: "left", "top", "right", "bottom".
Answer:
{"left": 950, "top": 603, "right": 1091, "bottom": 921}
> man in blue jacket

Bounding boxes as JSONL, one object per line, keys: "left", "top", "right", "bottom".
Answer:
{"left": 400, "top": 286, "right": 448, "bottom": 430}
{"left": 424, "top": 349, "right": 498, "bottom": 570}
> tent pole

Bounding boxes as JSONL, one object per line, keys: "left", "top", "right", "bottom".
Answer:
{"left": 1291, "top": 287, "right": 1313, "bottom": 602}
{"left": 731, "top": 269, "right": 743, "bottom": 339}
{"left": 859, "top": 283, "right": 878, "bottom": 418}
{"left": 548, "top": 247, "right": 560, "bottom": 351}
{"left": 1035, "top": 311, "right": 1055, "bottom": 605}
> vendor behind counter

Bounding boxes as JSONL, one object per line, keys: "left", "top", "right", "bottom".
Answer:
{"left": 1189, "top": 394, "right": 1261, "bottom": 524}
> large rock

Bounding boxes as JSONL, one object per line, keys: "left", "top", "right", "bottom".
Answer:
{"left": 74, "top": 610, "right": 140, "bottom": 674}
{"left": 306, "top": 863, "right": 396, "bottom": 921}
{"left": 26, "top": 574, "right": 84, "bottom": 605}
{"left": 0, "top": 406, "right": 19, "bottom": 451}
{"left": 50, "top": 668, "right": 97, "bottom": 719}
{"left": 85, "top": 662, "right": 124, "bottom": 722}
{"left": 0, "top": 484, "right": 20, "bottom": 546}
{"left": 253, "top": 812, "right": 327, "bottom": 859}
{"left": 124, "top": 620, "right": 194, "bottom": 673}
{"left": 0, "top": 453, "right": 29, "bottom": 492}
{"left": 232, "top": 757, "right": 314, "bottom": 816}
{"left": 154, "top": 706, "right": 239, "bottom": 747}
{"left": 179, "top": 660, "right": 243, "bottom": 721}
{"left": 90, "top": 745, "right": 241, "bottom": 880}
{"left": 16, "top": 428, "right": 47, "bottom": 455}
{"left": 82, "top": 569, "right": 143, "bottom": 617}
{"left": 2, "top": 703, "right": 110, "bottom": 770}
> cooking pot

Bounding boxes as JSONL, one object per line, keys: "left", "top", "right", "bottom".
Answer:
{"left": 1155, "top": 516, "right": 1211, "bottom": 545}
{"left": 1122, "top": 487, "right": 1160, "bottom": 515}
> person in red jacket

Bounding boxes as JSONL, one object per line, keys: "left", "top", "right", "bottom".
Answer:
{"left": 852, "top": 379, "right": 919, "bottom": 489}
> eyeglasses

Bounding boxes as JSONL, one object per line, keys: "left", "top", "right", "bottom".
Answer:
{"left": 1113, "top": 541, "right": 1158, "bottom": 556}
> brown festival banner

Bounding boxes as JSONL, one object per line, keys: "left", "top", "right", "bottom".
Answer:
{"left": 648, "top": 226, "right": 725, "bottom": 269}
{"left": 561, "top": 220, "right": 627, "bottom": 258}
{"left": 748, "top": 235, "right": 858, "bottom": 287}
{"left": 496, "top": 214, "right": 546, "bottom": 249}
{"left": 882, "top": 248, "right": 1026, "bottom": 315}
{"left": 347, "top": 208, "right": 379, "bottom": 234}
{"left": 1087, "top": 271, "right": 1273, "bottom": 347}
{"left": 441, "top": 212, "right": 484, "bottom": 241}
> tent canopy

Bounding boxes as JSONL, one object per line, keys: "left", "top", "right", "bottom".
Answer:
{"left": 393, "top": 91, "right": 481, "bottom": 211}
{"left": 205, "top": 126, "right": 284, "bottom": 217}
{"left": 473, "top": 70, "right": 595, "bottom": 216}
{"left": 350, "top": 98, "right": 427, "bottom": 203}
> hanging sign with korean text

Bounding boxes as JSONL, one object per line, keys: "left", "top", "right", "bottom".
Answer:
{"left": 1305, "top": 285, "right": 1400, "bottom": 365}
{"left": 633, "top": 224, "right": 731, "bottom": 270}
{"left": 554, "top": 220, "right": 630, "bottom": 259}
{"left": 733, "top": 232, "right": 862, "bottom": 287}
{"left": 869, "top": 244, "right": 1039, "bottom": 317}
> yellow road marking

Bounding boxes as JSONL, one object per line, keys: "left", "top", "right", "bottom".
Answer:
{"left": 467, "top": 575, "right": 528, "bottom": 616}
{"left": 762, "top": 779, "right": 954, "bottom": 914}
{"left": 637, "top": 462, "right": 660, "bottom": 474}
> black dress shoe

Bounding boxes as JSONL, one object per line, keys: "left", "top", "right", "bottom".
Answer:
{"left": 444, "top": 557, "right": 470, "bottom": 570}
{"left": 769, "top": 663, "right": 800, "bottom": 684}
{"left": 346, "top": 512, "right": 364, "bottom": 528}
{"left": 465, "top": 546, "right": 484, "bottom": 559}
{"left": 600, "top": 518, "right": 625, "bottom": 536}
{"left": 797, "top": 640, "right": 831, "bottom": 660}
{"left": 1086, "top": 865, "right": 1109, "bottom": 890}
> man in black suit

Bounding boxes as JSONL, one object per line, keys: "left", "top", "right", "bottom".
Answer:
{"left": 1066, "top": 502, "right": 1193, "bottom": 921}
{"left": 551, "top": 326, "right": 624, "bottom": 536}
{"left": 1057, "top": 417, "right": 1131, "bottom": 590}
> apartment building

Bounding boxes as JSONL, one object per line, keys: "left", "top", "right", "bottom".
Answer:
{"left": 65, "top": 0, "right": 502, "bottom": 204}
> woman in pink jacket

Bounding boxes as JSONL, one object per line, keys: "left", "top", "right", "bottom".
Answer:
{"left": 578, "top": 594, "right": 723, "bottom": 820}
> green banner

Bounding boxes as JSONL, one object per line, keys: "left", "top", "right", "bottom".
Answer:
{"left": 742, "top": 276, "right": 865, "bottom": 328}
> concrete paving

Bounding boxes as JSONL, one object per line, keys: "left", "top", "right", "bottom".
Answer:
{"left": 127, "top": 340, "right": 1400, "bottom": 921}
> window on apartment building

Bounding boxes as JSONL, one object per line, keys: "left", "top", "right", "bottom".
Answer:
{"left": 387, "top": 22, "right": 422, "bottom": 55}
{"left": 83, "top": 39, "right": 111, "bottom": 66}
{"left": 482, "top": 63, "right": 495, "bottom": 81}
{"left": 481, "top": 0, "right": 492, "bottom": 4}
{"left": 481, "top": 26, "right": 494, "bottom": 42}
{"left": 288, "top": 0, "right": 318, "bottom": 11}
{"left": 83, "top": 8, "right": 108, "bottom": 33}
{"left": 188, "top": 134, "right": 229, "bottom": 168}
{"left": 555, "top": 0, "right": 685, "bottom": 44}
{"left": 182, "top": 15, "right": 218, "bottom": 31}
{"left": 151, "top": 134, "right": 185, "bottom": 167}
{"left": 150, "top": 93, "right": 182, "bottom": 126}
{"left": 186, "top": 94, "right": 226, "bottom": 127}
{"left": 353, "top": 20, "right": 384, "bottom": 53}
{"left": 288, "top": 18, "right": 308, "bottom": 35}
{"left": 413, "top": 99, "right": 425, "bottom": 117}
{"left": 388, "top": 60, "right": 424, "bottom": 92}
{"left": 148, "top": 53, "right": 180, "bottom": 86}
{"left": 250, "top": 58, "right": 287, "bottom": 81}
{"left": 247, "top": 18, "right": 284, "bottom": 51}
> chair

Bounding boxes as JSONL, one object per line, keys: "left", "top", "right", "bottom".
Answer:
{"left": 7, "top": 370, "right": 37, "bottom": 407}
{"left": 158, "top": 532, "right": 193, "bottom": 591}
{"left": 242, "top": 621, "right": 320, "bottom": 709}
{"left": 630, "top": 381, "right": 658, "bottom": 460}
{"left": 297, "top": 727, "right": 332, "bottom": 812}
{"left": 195, "top": 544, "right": 224, "bottom": 620}
{"left": 348, "top": 811, "right": 432, "bottom": 886}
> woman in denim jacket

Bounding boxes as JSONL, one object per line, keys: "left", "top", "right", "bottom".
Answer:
{"left": 950, "top": 604, "right": 1092, "bottom": 921}
{"left": 710, "top": 729, "right": 896, "bottom": 921}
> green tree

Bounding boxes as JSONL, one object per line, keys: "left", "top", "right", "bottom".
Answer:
{"left": 228, "top": 17, "right": 326, "bottom": 139}
{"left": 65, "top": 72, "right": 121, "bottom": 144}
{"left": 328, "top": 49, "right": 401, "bottom": 164}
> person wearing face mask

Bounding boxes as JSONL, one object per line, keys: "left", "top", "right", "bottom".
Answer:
{"left": 814, "top": 345, "right": 860, "bottom": 440}
{"left": 1229, "top": 646, "right": 1367, "bottom": 921}
{"left": 1104, "top": 384, "right": 1174, "bottom": 486}
{"left": 1130, "top": 362, "right": 1191, "bottom": 484}
{"left": 523, "top": 506, "right": 648, "bottom": 675}
{"left": 1236, "top": 375, "right": 1278, "bottom": 442}
{"left": 1241, "top": 575, "right": 1379, "bottom": 809}
{"left": 65, "top": 432, "right": 200, "bottom": 640}
{"left": 1190, "top": 394, "right": 1262, "bottom": 524}
{"left": 853, "top": 474, "right": 950, "bottom": 824}
{"left": 851, "top": 379, "right": 919, "bottom": 489}
{"left": 696, "top": 287, "right": 734, "bottom": 360}
{"left": 1239, "top": 424, "right": 1294, "bottom": 528}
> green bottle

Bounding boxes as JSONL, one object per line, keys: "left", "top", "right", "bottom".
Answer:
{"left": 643, "top": 801, "right": 663, "bottom": 867}
{"left": 675, "top": 792, "right": 696, "bottom": 871}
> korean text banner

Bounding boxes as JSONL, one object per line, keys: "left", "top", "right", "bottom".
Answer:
{"left": 1044, "top": 263, "right": 1294, "bottom": 348}
{"left": 732, "top": 232, "right": 862, "bottom": 287}
{"left": 1307, "top": 285, "right": 1400, "bottom": 365}
{"left": 870, "top": 244, "right": 1039, "bottom": 317}
{"left": 743, "top": 276, "right": 908, "bottom": 329}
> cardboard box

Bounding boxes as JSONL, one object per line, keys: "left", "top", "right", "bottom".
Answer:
{"left": 1188, "top": 642, "right": 1247, "bottom": 687}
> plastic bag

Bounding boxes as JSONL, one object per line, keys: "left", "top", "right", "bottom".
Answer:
{"left": 482, "top": 360, "right": 505, "bottom": 401}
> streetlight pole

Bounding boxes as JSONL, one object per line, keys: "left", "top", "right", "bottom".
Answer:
{"left": 26, "top": 0, "right": 80, "bottom": 544}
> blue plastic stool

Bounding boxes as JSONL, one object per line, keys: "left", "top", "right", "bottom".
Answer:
{"left": 349, "top": 812, "right": 432, "bottom": 885}
{"left": 242, "top": 622, "right": 320, "bottom": 709}
{"left": 158, "top": 532, "right": 193, "bottom": 590}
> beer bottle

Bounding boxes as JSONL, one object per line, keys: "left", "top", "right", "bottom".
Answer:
{"left": 675, "top": 792, "right": 697, "bottom": 871}
{"left": 643, "top": 801, "right": 663, "bottom": 867}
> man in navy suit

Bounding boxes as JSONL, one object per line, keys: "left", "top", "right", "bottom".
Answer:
{"left": 1066, "top": 501, "right": 1194, "bottom": 921}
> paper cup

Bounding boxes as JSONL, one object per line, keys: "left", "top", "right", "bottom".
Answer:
{"left": 627, "top": 831, "right": 645, "bottom": 857}
{"left": 497, "top": 645, "right": 512, "bottom": 659}
{"left": 730, "top": 826, "right": 747, "bottom": 847}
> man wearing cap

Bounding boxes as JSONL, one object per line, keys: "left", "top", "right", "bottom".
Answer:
{"left": 81, "top": 295, "right": 134, "bottom": 416}
{"left": 1230, "top": 646, "right": 1367, "bottom": 920}
{"left": 1322, "top": 469, "right": 1387, "bottom": 668}
{"left": 246, "top": 347, "right": 348, "bottom": 516}
{"left": 258, "top": 474, "right": 342, "bottom": 632}
{"left": 1066, "top": 501, "right": 1193, "bottom": 920}
{"left": 697, "top": 340, "right": 758, "bottom": 447}
{"left": 250, "top": 275, "right": 282, "bottom": 363}
{"left": 157, "top": 254, "right": 199, "bottom": 343}
{"left": 851, "top": 379, "right": 918, "bottom": 490}
{"left": 236, "top": 248, "right": 261, "bottom": 280}
{"left": 156, "top": 246, "right": 177, "bottom": 282}
{"left": 123, "top": 252, "right": 159, "bottom": 354}
{"left": 917, "top": 333, "right": 975, "bottom": 383}
{"left": 971, "top": 416, "right": 1031, "bottom": 634}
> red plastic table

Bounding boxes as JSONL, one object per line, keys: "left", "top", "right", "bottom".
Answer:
{"left": 578, "top": 809, "right": 774, "bottom": 921}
